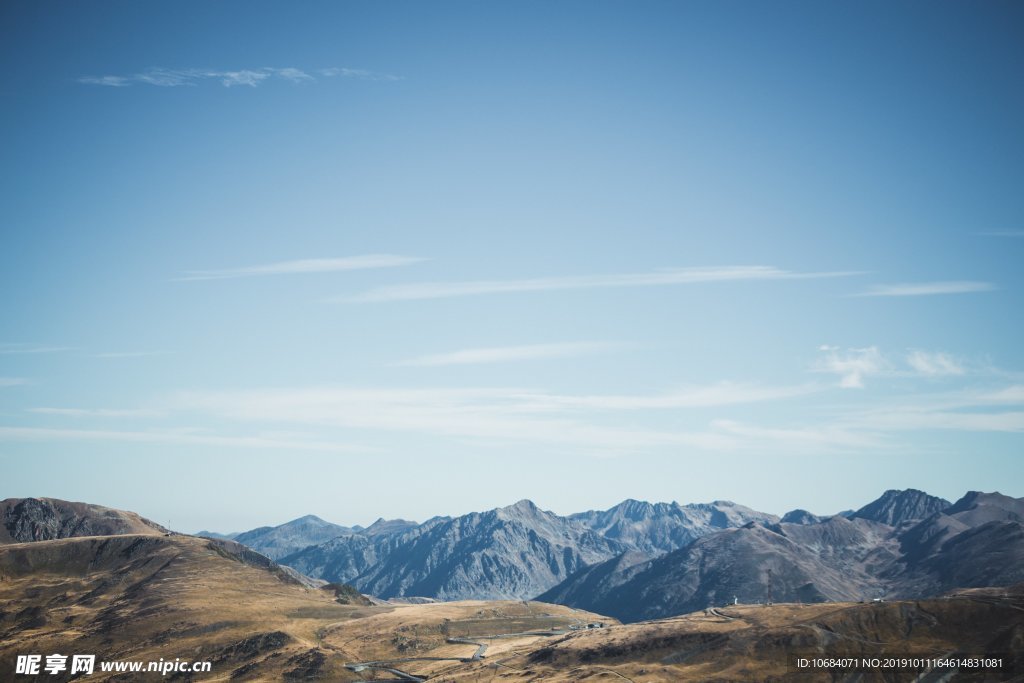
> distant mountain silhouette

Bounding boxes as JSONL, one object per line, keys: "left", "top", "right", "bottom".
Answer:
{"left": 282, "top": 500, "right": 627, "bottom": 600}
{"left": 538, "top": 490, "right": 1024, "bottom": 622}
{"left": 231, "top": 514, "right": 360, "bottom": 560}
{"left": 850, "top": 488, "right": 950, "bottom": 526}
{"left": 569, "top": 499, "right": 776, "bottom": 554}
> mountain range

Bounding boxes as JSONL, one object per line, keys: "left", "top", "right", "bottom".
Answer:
{"left": 270, "top": 498, "right": 779, "bottom": 601}
{"left": 280, "top": 500, "right": 630, "bottom": 600}
{"left": 540, "top": 489, "right": 1024, "bottom": 622}
{"left": 196, "top": 487, "right": 1024, "bottom": 621}
{"left": 3, "top": 494, "right": 1021, "bottom": 681}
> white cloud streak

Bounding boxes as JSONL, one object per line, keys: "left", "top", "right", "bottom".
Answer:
{"left": 0, "top": 426, "right": 365, "bottom": 452}
{"left": 814, "top": 346, "right": 888, "bottom": 388}
{"left": 0, "top": 377, "right": 30, "bottom": 387}
{"left": 343, "top": 266, "right": 862, "bottom": 303}
{"left": 975, "top": 385, "right": 1024, "bottom": 403}
{"left": 509, "top": 382, "right": 819, "bottom": 411}
{"left": 178, "top": 255, "right": 425, "bottom": 281}
{"left": 906, "top": 350, "right": 965, "bottom": 377}
{"left": 852, "top": 409, "right": 1024, "bottom": 433}
{"left": 92, "top": 351, "right": 166, "bottom": 359}
{"left": 0, "top": 343, "right": 72, "bottom": 355}
{"left": 168, "top": 386, "right": 739, "bottom": 452}
{"left": 5, "top": 378, "right": 1021, "bottom": 456}
{"left": 319, "top": 67, "right": 402, "bottom": 81}
{"left": 817, "top": 346, "right": 977, "bottom": 387}
{"left": 395, "top": 342, "right": 621, "bottom": 367}
{"left": 79, "top": 66, "right": 399, "bottom": 88}
{"left": 854, "top": 281, "right": 995, "bottom": 297}
{"left": 29, "top": 407, "right": 165, "bottom": 418}
{"left": 160, "top": 381, "right": 826, "bottom": 455}
{"left": 709, "top": 419, "right": 883, "bottom": 449}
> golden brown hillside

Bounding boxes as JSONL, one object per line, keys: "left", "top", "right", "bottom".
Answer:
{"left": 0, "top": 534, "right": 606, "bottom": 681}
{"left": 2, "top": 533, "right": 1021, "bottom": 681}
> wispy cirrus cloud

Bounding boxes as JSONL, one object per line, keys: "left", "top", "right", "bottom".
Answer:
{"left": 906, "top": 350, "right": 965, "bottom": 377}
{"left": 0, "top": 377, "right": 30, "bottom": 387}
{"left": 29, "top": 407, "right": 165, "bottom": 418}
{"left": 816, "top": 346, "right": 970, "bottom": 387}
{"left": 709, "top": 419, "right": 882, "bottom": 449}
{"left": 510, "top": 382, "right": 819, "bottom": 412}
{"left": 167, "top": 386, "right": 743, "bottom": 452}
{"left": 395, "top": 342, "right": 621, "bottom": 367}
{"left": 342, "top": 265, "right": 862, "bottom": 303}
{"left": 5, "top": 378, "right": 1020, "bottom": 457}
{"left": 854, "top": 408, "right": 1024, "bottom": 433}
{"left": 178, "top": 254, "right": 425, "bottom": 281}
{"left": 814, "top": 345, "right": 888, "bottom": 388}
{"left": 92, "top": 351, "right": 167, "bottom": 359}
{"left": 79, "top": 66, "right": 400, "bottom": 88}
{"left": 0, "top": 343, "right": 72, "bottom": 355}
{"left": 976, "top": 385, "right": 1024, "bottom": 403}
{"left": 839, "top": 385, "right": 1024, "bottom": 434}
{"left": 0, "top": 426, "right": 365, "bottom": 452}
{"left": 854, "top": 281, "right": 995, "bottom": 297}
{"left": 318, "top": 67, "right": 402, "bottom": 81}
{"left": 161, "top": 381, "right": 827, "bottom": 455}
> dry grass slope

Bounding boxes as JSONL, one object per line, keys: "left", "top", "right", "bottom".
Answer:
{"left": 2, "top": 533, "right": 1021, "bottom": 682}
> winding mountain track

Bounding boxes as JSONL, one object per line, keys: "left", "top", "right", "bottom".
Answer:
{"left": 344, "top": 624, "right": 589, "bottom": 680}
{"left": 346, "top": 663, "right": 427, "bottom": 682}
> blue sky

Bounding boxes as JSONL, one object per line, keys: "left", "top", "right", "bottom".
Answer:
{"left": 1, "top": 1, "right": 1022, "bottom": 532}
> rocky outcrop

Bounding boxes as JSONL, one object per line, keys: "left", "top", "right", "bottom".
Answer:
{"left": 538, "top": 490, "right": 1024, "bottom": 623}
{"left": 850, "top": 488, "right": 950, "bottom": 526}
{"left": 0, "top": 497, "right": 166, "bottom": 544}
{"left": 569, "top": 499, "right": 777, "bottom": 554}
{"left": 282, "top": 500, "right": 627, "bottom": 600}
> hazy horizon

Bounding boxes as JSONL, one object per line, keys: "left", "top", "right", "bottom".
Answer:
{"left": 4, "top": 481, "right": 1013, "bottom": 537}
{"left": 181, "top": 485, "right": 1001, "bottom": 536}
{"left": 2, "top": 1, "right": 1023, "bottom": 532}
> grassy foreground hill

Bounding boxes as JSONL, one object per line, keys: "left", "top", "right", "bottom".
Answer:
{"left": 1, "top": 497, "right": 1021, "bottom": 681}
{"left": 0, "top": 532, "right": 606, "bottom": 681}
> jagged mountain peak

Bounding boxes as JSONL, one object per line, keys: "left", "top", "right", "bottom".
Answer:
{"left": 504, "top": 498, "right": 540, "bottom": 511}
{"left": 282, "top": 499, "right": 626, "bottom": 601}
{"left": 362, "top": 518, "right": 419, "bottom": 536}
{"left": 232, "top": 514, "right": 357, "bottom": 560}
{"left": 781, "top": 509, "right": 821, "bottom": 525}
{"left": 494, "top": 499, "right": 547, "bottom": 520}
{"left": 289, "top": 514, "right": 331, "bottom": 526}
{"left": 851, "top": 489, "right": 951, "bottom": 526}
{"left": 947, "top": 490, "right": 1023, "bottom": 515}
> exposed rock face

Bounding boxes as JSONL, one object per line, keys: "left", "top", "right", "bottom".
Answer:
{"left": 244, "top": 499, "right": 776, "bottom": 601}
{"left": 0, "top": 497, "right": 166, "bottom": 543}
{"left": 894, "top": 490, "right": 1024, "bottom": 595}
{"left": 360, "top": 518, "right": 418, "bottom": 537}
{"left": 538, "top": 490, "right": 1024, "bottom": 623}
{"left": 780, "top": 509, "right": 821, "bottom": 525}
{"left": 231, "top": 514, "right": 357, "bottom": 560}
{"left": 850, "top": 488, "right": 950, "bottom": 526}
{"left": 224, "top": 488, "right": 1024, "bottom": 612}
{"left": 539, "top": 515, "right": 897, "bottom": 621}
{"left": 283, "top": 500, "right": 628, "bottom": 600}
{"left": 569, "top": 499, "right": 777, "bottom": 554}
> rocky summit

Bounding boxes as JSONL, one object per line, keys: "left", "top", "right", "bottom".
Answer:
{"left": 0, "top": 497, "right": 166, "bottom": 544}
{"left": 539, "top": 489, "right": 1024, "bottom": 622}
